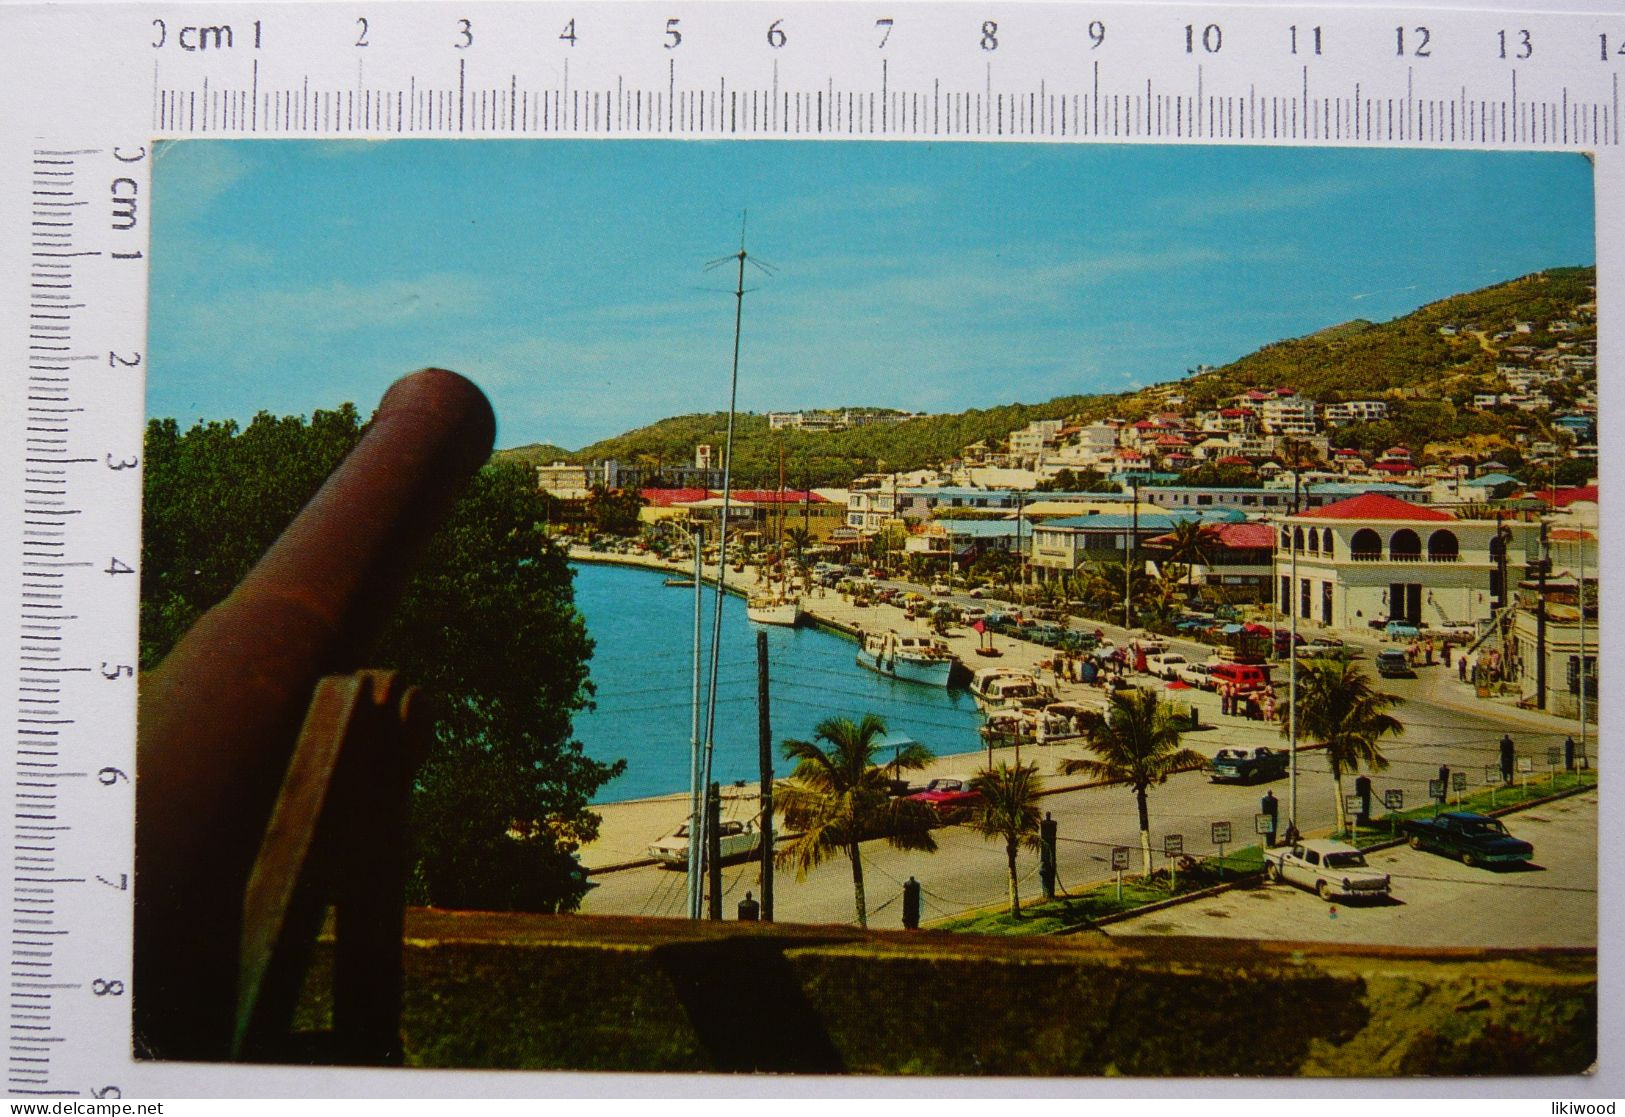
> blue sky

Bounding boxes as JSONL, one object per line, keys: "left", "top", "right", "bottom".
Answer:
{"left": 148, "top": 141, "right": 1595, "bottom": 450}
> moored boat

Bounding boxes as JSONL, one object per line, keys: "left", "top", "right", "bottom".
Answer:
{"left": 855, "top": 630, "right": 956, "bottom": 688}
{"left": 746, "top": 593, "right": 800, "bottom": 626}
{"left": 968, "top": 667, "right": 1053, "bottom": 712}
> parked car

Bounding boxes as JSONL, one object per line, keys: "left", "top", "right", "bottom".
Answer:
{"left": 1375, "top": 649, "right": 1414, "bottom": 678}
{"left": 1145, "top": 652, "right": 1190, "bottom": 679}
{"left": 1401, "top": 812, "right": 1534, "bottom": 867}
{"left": 1384, "top": 619, "right": 1421, "bottom": 639}
{"left": 905, "top": 777, "right": 983, "bottom": 814}
{"left": 1298, "top": 637, "right": 1348, "bottom": 658}
{"left": 1178, "top": 661, "right": 1217, "bottom": 690}
{"left": 1208, "top": 746, "right": 1290, "bottom": 785}
{"left": 648, "top": 818, "right": 761, "bottom": 868}
{"left": 1264, "top": 839, "right": 1392, "bottom": 901}
{"left": 930, "top": 581, "right": 951, "bottom": 596}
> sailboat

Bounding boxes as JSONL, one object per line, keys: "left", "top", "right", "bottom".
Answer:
{"left": 746, "top": 445, "right": 800, "bottom": 626}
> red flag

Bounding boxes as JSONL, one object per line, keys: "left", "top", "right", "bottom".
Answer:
{"left": 972, "top": 620, "right": 986, "bottom": 634}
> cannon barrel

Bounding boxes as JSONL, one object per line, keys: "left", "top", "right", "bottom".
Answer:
{"left": 134, "top": 369, "right": 495, "bottom": 1060}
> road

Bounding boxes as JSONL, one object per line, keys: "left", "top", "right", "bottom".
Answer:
{"left": 579, "top": 573, "right": 1593, "bottom": 933}
{"left": 1105, "top": 789, "right": 1597, "bottom": 948}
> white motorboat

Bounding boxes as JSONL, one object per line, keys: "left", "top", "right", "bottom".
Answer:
{"left": 746, "top": 593, "right": 800, "bottom": 626}
{"left": 855, "top": 630, "right": 956, "bottom": 687}
{"left": 968, "top": 667, "right": 1053, "bottom": 712}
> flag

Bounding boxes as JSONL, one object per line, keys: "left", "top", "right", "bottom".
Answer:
{"left": 972, "top": 620, "right": 985, "bottom": 634}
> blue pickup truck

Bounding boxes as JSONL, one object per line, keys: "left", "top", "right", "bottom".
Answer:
{"left": 1401, "top": 811, "right": 1534, "bottom": 867}
{"left": 1209, "top": 747, "right": 1291, "bottom": 785}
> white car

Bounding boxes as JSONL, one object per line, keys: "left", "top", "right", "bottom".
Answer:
{"left": 1264, "top": 839, "right": 1391, "bottom": 901}
{"left": 1145, "top": 652, "right": 1190, "bottom": 679}
{"left": 648, "top": 819, "right": 761, "bottom": 868}
{"left": 930, "top": 582, "right": 951, "bottom": 596}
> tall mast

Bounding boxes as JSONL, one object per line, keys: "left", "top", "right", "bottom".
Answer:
{"left": 696, "top": 216, "right": 765, "bottom": 913}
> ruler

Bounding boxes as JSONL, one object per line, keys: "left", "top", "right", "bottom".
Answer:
{"left": 1, "top": 0, "right": 1619, "bottom": 1099}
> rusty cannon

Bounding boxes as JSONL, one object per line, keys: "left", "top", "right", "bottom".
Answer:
{"left": 134, "top": 368, "right": 495, "bottom": 1063}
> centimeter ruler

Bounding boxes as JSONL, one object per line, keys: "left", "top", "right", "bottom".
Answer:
{"left": 1, "top": 0, "right": 1620, "bottom": 1099}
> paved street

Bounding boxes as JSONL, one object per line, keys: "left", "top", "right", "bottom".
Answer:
{"left": 1105, "top": 789, "right": 1597, "bottom": 948}
{"left": 574, "top": 556, "right": 1596, "bottom": 938}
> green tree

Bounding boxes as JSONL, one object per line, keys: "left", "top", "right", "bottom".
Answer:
{"left": 965, "top": 762, "right": 1045, "bottom": 918}
{"left": 1280, "top": 659, "right": 1404, "bottom": 835}
{"left": 1164, "top": 519, "right": 1208, "bottom": 595}
{"left": 141, "top": 408, "right": 622, "bottom": 914}
{"left": 586, "top": 484, "right": 646, "bottom": 536}
{"left": 776, "top": 714, "right": 939, "bottom": 927}
{"left": 1059, "top": 688, "right": 1207, "bottom": 875}
{"left": 783, "top": 525, "right": 813, "bottom": 563}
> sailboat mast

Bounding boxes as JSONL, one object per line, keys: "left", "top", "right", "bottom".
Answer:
{"left": 697, "top": 224, "right": 751, "bottom": 913}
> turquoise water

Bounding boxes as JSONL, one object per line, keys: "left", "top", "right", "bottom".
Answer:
{"left": 571, "top": 562, "right": 987, "bottom": 802}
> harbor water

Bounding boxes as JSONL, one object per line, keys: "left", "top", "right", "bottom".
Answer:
{"left": 571, "top": 562, "right": 987, "bottom": 802}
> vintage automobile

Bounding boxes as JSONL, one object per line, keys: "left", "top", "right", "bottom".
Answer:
{"left": 905, "top": 776, "right": 983, "bottom": 814}
{"left": 1208, "top": 746, "right": 1290, "bottom": 785}
{"left": 1375, "top": 649, "right": 1414, "bottom": 678}
{"left": 1264, "top": 839, "right": 1392, "bottom": 901}
{"left": 648, "top": 818, "right": 762, "bottom": 868}
{"left": 1178, "top": 661, "right": 1217, "bottom": 690}
{"left": 1145, "top": 652, "right": 1191, "bottom": 679}
{"left": 1401, "top": 811, "right": 1534, "bottom": 867}
{"left": 1384, "top": 619, "right": 1421, "bottom": 640}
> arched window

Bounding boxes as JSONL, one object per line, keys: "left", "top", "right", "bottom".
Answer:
{"left": 1350, "top": 529, "right": 1382, "bottom": 561}
{"left": 1321, "top": 529, "right": 1334, "bottom": 558}
{"left": 1293, "top": 527, "right": 1305, "bottom": 553}
{"left": 1390, "top": 528, "right": 1422, "bottom": 561}
{"left": 1427, "top": 529, "right": 1460, "bottom": 562}
{"left": 1280, "top": 526, "right": 1291, "bottom": 550}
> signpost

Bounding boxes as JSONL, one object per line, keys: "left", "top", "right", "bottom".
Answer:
{"left": 1428, "top": 779, "right": 1444, "bottom": 815}
{"left": 1484, "top": 765, "right": 1500, "bottom": 807}
{"left": 1384, "top": 789, "right": 1404, "bottom": 837}
{"left": 1163, "top": 835, "right": 1184, "bottom": 891}
{"left": 1451, "top": 770, "right": 1466, "bottom": 806}
{"left": 1211, "top": 822, "right": 1231, "bottom": 878}
{"left": 1111, "top": 845, "right": 1129, "bottom": 901}
{"left": 1518, "top": 754, "right": 1534, "bottom": 792}
{"left": 1547, "top": 746, "right": 1562, "bottom": 786}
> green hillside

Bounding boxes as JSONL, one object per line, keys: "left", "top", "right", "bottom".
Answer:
{"left": 495, "top": 266, "right": 1594, "bottom": 486}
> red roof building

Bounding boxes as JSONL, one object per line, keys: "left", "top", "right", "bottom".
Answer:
{"left": 1297, "top": 492, "right": 1455, "bottom": 522}
{"left": 1528, "top": 484, "right": 1598, "bottom": 508}
{"left": 729, "top": 490, "right": 829, "bottom": 504}
{"left": 639, "top": 487, "right": 712, "bottom": 507}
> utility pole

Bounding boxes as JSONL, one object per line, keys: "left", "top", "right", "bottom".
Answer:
{"left": 706, "top": 781, "right": 723, "bottom": 921}
{"left": 1124, "top": 476, "right": 1140, "bottom": 629}
{"left": 1536, "top": 518, "right": 1549, "bottom": 710}
{"left": 1578, "top": 533, "right": 1588, "bottom": 759}
{"left": 756, "top": 629, "right": 774, "bottom": 922}
{"left": 686, "top": 522, "right": 705, "bottom": 918}
{"left": 1287, "top": 457, "right": 1301, "bottom": 837}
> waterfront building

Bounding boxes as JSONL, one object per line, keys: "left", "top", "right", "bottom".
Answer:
{"left": 1143, "top": 521, "right": 1277, "bottom": 604}
{"left": 1029, "top": 509, "right": 1242, "bottom": 583}
{"left": 1509, "top": 570, "right": 1597, "bottom": 723}
{"left": 1274, "top": 493, "right": 1540, "bottom": 632}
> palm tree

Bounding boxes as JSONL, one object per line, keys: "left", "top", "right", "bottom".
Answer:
{"left": 966, "top": 762, "right": 1045, "bottom": 918}
{"left": 1280, "top": 659, "right": 1405, "bottom": 835}
{"left": 783, "top": 525, "right": 813, "bottom": 565}
{"left": 1165, "top": 518, "right": 1208, "bottom": 596}
{"left": 1059, "top": 687, "right": 1207, "bottom": 876}
{"left": 776, "top": 714, "right": 939, "bottom": 927}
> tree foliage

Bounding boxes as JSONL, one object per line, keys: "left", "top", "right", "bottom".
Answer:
{"left": 965, "top": 762, "right": 1045, "bottom": 918}
{"left": 1279, "top": 659, "right": 1405, "bottom": 834}
{"left": 775, "top": 714, "right": 938, "bottom": 927}
{"left": 1059, "top": 687, "right": 1207, "bottom": 875}
{"left": 141, "top": 407, "right": 623, "bottom": 914}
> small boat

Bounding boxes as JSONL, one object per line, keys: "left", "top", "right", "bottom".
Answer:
{"left": 746, "top": 593, "right": 800, "bottom": 626}
{"left": 664, "top": 576, "right": 697, "bottom": 588}
{"left": 855, "top": 630, "right": 956, "bottom": 688}
{"left": 969, "top": 667, "right": 1053, "bottom": 712}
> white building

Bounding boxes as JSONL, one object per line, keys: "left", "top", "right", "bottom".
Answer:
{"left": 1323, "top": 400, "right": 1390, "bottom": 426}
{"left": 1275, "top": 493, "right": 1540, "bottom": 632}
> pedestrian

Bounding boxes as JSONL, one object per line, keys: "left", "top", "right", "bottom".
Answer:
{"left": 1437, "top": 763, "right": 1451, "bottom": 802}
{"left": 1499, "top": 734, "right": 1514, "bottom": 783}
{"left": 1459, "top": 655, "right": 1468, "bottom": 682}
{"left": 1260, "top": 790, "right": 1279, "bottom": 847}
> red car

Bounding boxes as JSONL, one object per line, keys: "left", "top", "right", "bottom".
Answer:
{"left": 906, "top": 777, "right": 983, "bottom": 813}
